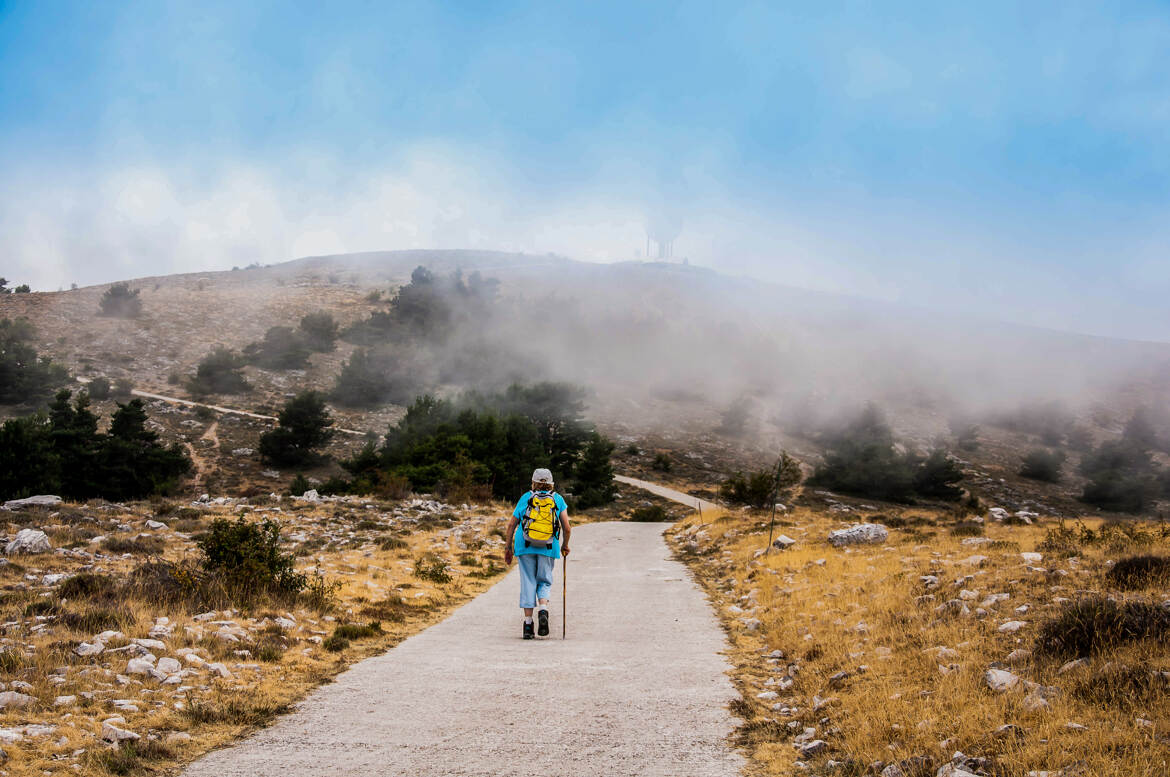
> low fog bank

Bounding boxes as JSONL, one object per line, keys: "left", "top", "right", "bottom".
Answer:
{"left": 286, "top": 250, "right": 1170, "bottom": 440}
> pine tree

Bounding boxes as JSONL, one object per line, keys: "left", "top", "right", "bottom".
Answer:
{"left": 259, "top": 391, "right": 335, "bottom": 466}
{"left": 572, "top": 432, "right": 616, "bottom": 508}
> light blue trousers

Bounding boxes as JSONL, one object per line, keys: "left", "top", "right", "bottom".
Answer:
{"left": 517, "top": 553, "right": 556, "bottom": 609}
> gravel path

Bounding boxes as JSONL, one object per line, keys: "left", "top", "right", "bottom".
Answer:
{"left": 182, "top": 521, "right": 743, "bottom": 776}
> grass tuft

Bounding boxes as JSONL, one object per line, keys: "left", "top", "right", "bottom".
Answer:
{"left": 1035, "top": 596, "right": 1170, "bottom": 659}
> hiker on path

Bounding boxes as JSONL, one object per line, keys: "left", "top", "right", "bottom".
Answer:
{"left": 503, "top": 468, "right": 571, "bottom": 639}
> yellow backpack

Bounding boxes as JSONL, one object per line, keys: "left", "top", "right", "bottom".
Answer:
{"left": 522, "top": 492, "right": 561, "bottom": 549}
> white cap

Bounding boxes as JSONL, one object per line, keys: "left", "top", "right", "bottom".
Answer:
{"left": 531, "top": 468, "right": 554, "bottom": 485}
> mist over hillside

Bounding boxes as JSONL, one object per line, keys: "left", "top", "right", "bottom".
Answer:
{"left": 4, "top": 249, "right": 1166, "bottom": 438}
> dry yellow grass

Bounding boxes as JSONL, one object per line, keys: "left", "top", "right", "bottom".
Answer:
{"left": 0, "top": 495, "right": 515, "bottom": 776}
{"left": 667, "top": 504, "right": 1170, "bottom": 776}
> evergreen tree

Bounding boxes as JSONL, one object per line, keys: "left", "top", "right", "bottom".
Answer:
{"left": 259, "top": 391, "right": 335, "bottom": 466}
{"left": 243, "top": 326, "right": 311, "bottom": 369}
{"left": 97, "top": 283, "right": 143, "bottom": 318}
{"left": 298, "top": 312, "right": 339, "bottom": 352}
{"left": 0, "top": 317, "right": 69, "bottom": 404}
{"left": 188, "top": 347, "right": 250, "bottom": 395}
{"left": 572, "top": 432, "right": 616, "bottom": 508}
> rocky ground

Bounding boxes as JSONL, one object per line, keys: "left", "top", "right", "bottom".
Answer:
{"left": 0, "top": 491, "right": 514, "bottom": 776}
{"left": 0, "top": 476, "right": 684, "bottom": 777}
{"left": 665, "top": 495, "right": 1170, "bottom": 776}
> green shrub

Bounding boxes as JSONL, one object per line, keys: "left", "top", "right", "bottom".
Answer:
{"left": 288, "top": 474, "right": 311, "bottom": 496}
{"left": 97, "top": 282, "right": 142, "bottom": 318}
{"left": 323, "top": 634, "right": 349, "bottom": 652}
{"left": 1019, "top": 448, "right": 1066, "bottom": 483}
{"left": 298, "top": 312, "right": 339, "bottom": 352}
{"left": 243, "top": 326, "right": 311, "bottom": 370}
{"left": 651, "top": 453, "right": 673, "bottom": 472}
{"left": 630, "top": 505, "right": 668, "bottom": 522}
{"left": 378, "top": 535, "right": 408, "bottom": 551}
{"left": 809, "top": 406, "right": 963, "bottom": 503}
{"left": 87, "top": 377, "right": 112, "bottom": 400}
{"left": 197, "top": 517, "right": 305, "bottom": 598}
{"left": 331, "top": 347, "right": 418, "bottom": 408}
{"left": 1079, "top": 411, "right": 1166, "bottom": 514}
{"left": 259, "top": 391, "right": 334, "bottom": 466}
{"left": 112, "top": 377, "right": 133, "bottom": 398}
{"left": 187, "top": 347, "right": 250, "bottom": 395}
{"left": 413, "top": 553, "right": 451, "bottom": 584}
{"left": 335, "top": 384, "right": 593, "bottom": 500}
{"left": 721, "top": 452, "right": 802, "bottom": 508}
{"left": 332, "top": 621, "right": 382, "bottom": 640}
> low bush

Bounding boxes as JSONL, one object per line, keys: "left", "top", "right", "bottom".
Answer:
{"left": 1069, "top": 663, "right": 1169, "bottom": 709}
{"left": 1106, "top": 555, "right": 1170, "bottom": 590}
{"left": 87, "top": 740, "right": 173, "bottom": 775}
{"left": 1019, "top": 448, "right": 1066, "bottom": 483}
{"left": 651, "top": 452, "right": 672, "bottom": 472}
{"left": 187, "top": 346, "right": 250, "bottom": 395}
{"left": 87, "top": 377, "right": 112, "bottom": 400}
{"left": 197, "top": 517, "right": 306, "bottom": 598}
{"left": 58, "top": 573, "right": 120, "bottom": 602}
{"left": 323, "top": 634, "right": 349, "bottom": 652}
{"left": 630, "top": 505, "right": 668, "bottom": 522}
{"left": 181, "top": 693, "right": 291, "bottom": 726}
{"left": 949, "top": 521, "right": 984, "bottom": 537}
{"left": 1035, "top": 596, "right": 1170, "bottom": 659}
{"left": 243, "top": 326, "right": 311, "bottom": 370}
{"left": 413, "top": 553, "right": 452, "bottom": 584}
{"left": 721, "top": 452, "right": 802, "bottom": 509}
{"left": 360, "top": 595, "right": 411, "bottom": 622}
{"left": 298, "top": 312, "right": 339, "bottom": 352}
{"left": 332, "top": 621, "right": 382, "bottom": 641}
{"left": 102, "top": 535, "right": 166, "bottom": 555}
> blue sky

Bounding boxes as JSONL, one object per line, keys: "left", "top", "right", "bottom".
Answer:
{"left": 2, "top": 1, "right": 1169, "bottom": 340}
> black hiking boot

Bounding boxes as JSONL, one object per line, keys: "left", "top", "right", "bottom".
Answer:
{"left": 523, "top": 620, "right": 535, "bottom": 640}
{"left": 537, "top": 609, "right": 549, "bottom": 637}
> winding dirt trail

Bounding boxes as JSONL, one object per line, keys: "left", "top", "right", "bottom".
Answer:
{"left": 129, "top": 388, "right": 368, "bottom": 435}
{"left": 181, "top": 517, "right": 743, "bottom": 776}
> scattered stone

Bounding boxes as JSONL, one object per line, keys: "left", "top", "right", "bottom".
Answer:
{"left": 74, "top": 641, "right": 104, "bottom": 657}
{"left": 0, "top": 691, "right": 35, "bottom": 710}
{"left": 998, "top": 620, "right": 1027, "bottom": 634}
{"left": 772, "top": 535, "right": 797, "bottom": 550}
{"left": 1057, "top": 658, "right": 1088, "bottom": 675}
{"left": 1005, "top": 649, "right": 1032, "bottom": 666}
{"left": 880, "top": 755, "right": 933, "bottom": 777}
{"left": 984, "top": 668, "right": 1020, "bottom": 692}
{"left": 145, "top": 520, "right": 167, "bottom": 530}
{"left": 827, "top": 523, "right": 888, "bottom": 547}
{"left": 166, "top": 731, "right": 192, "bottom": 744}
{"left": 2, "top": 495, "right": 62, "bottom": 510}
{"left": 125, "top": 657, "right": 156, "bottom": 675}
{"left": 156, "top": 657, "right": 182, "bottom": 674}
{"left": 101, "top": 722, "right": 139, "bottom": 743}
{"left": 797, "top": 739, "right": 828, "bottom": 756}
{"left": 5, "top": 529, "right": 51, "bottom": 554}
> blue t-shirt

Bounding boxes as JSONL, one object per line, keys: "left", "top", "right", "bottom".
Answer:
{"left": 512, "top": 490, "right": 567, "bottom": 558}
